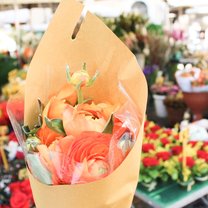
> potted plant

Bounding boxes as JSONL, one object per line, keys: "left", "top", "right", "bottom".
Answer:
{"left": 164, "top": 91, "right": 187, "bottom": 126}
{"left": 151, "top": 80, "right": 179, "bottom": 118}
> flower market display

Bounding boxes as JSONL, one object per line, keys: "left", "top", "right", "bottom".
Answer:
{"left": 0, "top": 102, "right": 35, "bottom": 208}
{"left": 140, "top": 120, "right": 208, "bottom": 191}
{"left": 1, "top": 0, "right": 208, "bottom": 207}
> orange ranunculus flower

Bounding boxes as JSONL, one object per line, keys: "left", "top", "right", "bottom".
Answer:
{"left": 42, "top": 96, "right": 68, "bottom": 121}
{"left": 37, "top": 125, "right": 63, "bottom": 146}
{"left": 56, "top": 83, "right": 77, "bottom": 106}
{"left": 37, "top": 97, "right": 68, "bottom": 146}
{"left": 63, "top": 103, "right": 110, "bottom": 136}
{"left": 37, "top": 131, "right": 127, "bottom": 185}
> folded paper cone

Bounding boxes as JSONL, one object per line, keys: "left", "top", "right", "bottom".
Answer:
{"left": 25, "top": 0, "right": 147, "bottom": 207}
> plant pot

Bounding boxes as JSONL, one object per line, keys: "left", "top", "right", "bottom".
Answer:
{"left": 166, "top": 106, "right": 186, "bottom": 126}
{"left": 153, "top": 94, "right": 167, "bottom": 118}
{"left": 183, "top": 92, "right": 208, "bottom": 121}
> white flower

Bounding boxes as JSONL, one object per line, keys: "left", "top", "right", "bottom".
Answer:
{"left": 5, "top": 141, "right": 22, "bottom": 160}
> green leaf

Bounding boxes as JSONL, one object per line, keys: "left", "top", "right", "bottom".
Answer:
{"left": 143, "top": 175, "right": 152, "bottom": 183}
{"left": 102, "top": 114, "right": 113, "bottom": 134}
{"left": 45, "top": 117, "right": 66, "bottom": 135}
{"left": 22, "top": 125, "right": 39, "bottom": 136}
{"left": 22, "top": 125, "right": 30, "bottom": 135}
{"left": 149, "top": 170, "right": 159, "bottom": 179}
{"left": 86, "top": 71, "right": 100, "bottom": 87}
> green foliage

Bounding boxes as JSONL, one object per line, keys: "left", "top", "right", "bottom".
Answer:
{"left": 45, "top": 117, "right": 66, "bottom": 135}
{"left": 0, "top": 53, "right": 18, "bottom": 88}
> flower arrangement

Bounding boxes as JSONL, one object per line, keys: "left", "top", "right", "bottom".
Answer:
{"left": 151, "top": 81, "right": 179, "bottom": 96}
{"left": 104, "top": 13, "right": 148, "bottom": 56}
{"left": 139, "top": 121, "right": 208, "bottom": 191}
{"left": 2, "top": 69, "right": 27, "bottom": 99}
{"left": 163, "top": 92, "right": 187, "bottom": 126}
{"left": 164, "top": 92, "right": 186, "bottom": 109}
{"left": 0, "top": 122, "right": 34, "bottom": 208}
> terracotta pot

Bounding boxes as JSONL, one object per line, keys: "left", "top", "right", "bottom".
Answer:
{"left": 183, "top": 92, "right": 208, "bottom": 121}
{"left": 166, "top": 106, "right": 186, "bottom": 126}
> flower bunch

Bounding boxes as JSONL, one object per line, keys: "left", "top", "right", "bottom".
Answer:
{"left": 151, "top": 82, "right": 179, "bottom": 96}
{"left": 104, "top": 13, "right": 148, "bottom": 56}
{"left": 2, "top": 69, "right": 27, "bottom": 99}
{"left": 23, "top": 64, "right": 139, "bottom": 185}
{"left": 0, "top": 123, "right": 33, "bottom": 207}
{"left": 139, "top": 121, "right": 208, "bottom": 191}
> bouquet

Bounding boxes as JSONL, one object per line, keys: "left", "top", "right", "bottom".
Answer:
{"left": 7, "top": 0, "right": 147, "bottom": 207}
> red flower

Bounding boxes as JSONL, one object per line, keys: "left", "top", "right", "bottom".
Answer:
{"left": 20, "top": 180, "right": 33, "bottom": 201}
{"left": 156, "top": 151, "right": 171, "bottom": 161}
{"left": 16, "top": 151, "right": 24, "bottom": 160}
{"left": 203, "top": 142, "right": 208, "bottom": 149}
{"left": 150, "top": 125, "right": 161, "bottom": 132}
{"left": 142, "top": 157, "right": 159, "bottom": 167}
{"left": 9, "top": 179, "right": 34, "bottom": 207}
{"left": 174, "top": 135, "right": 179, "bottom": 140}
{"left": 146, "top": 133, "right": 158, "bottom": 140}
{"left": 0, "top": 101, "right": 9, "bottom": 125}
{"left": 142, "top": 143, "right": 155, "bottom": 153}
{"left": 197, "top": 150, "right": 208, "bottom": 162}
{"left": 9, "top": 132, "right": 18, "bottom": 142}
{"left": 161, "top": 138, "right": 170, "bottom": 146}
{"left": 179, "top": 157, "right": 195, "bottom": 168}
{"left": 171, "top": 146, "right": 182, "bottom": 155}
{"left": 163, "top": 129, "right": 172, "bottom": 136}
{"left": 188, "top": 141, "right": 197, "bottom": 147}
{"left": 10, "top": 191, "right": 30, "bottom": 208}
{"left": 144, "top": 121, "right": 150, "bottom": 129}
{"left": 9, "top": 181, "right": 21, "bottom": 192}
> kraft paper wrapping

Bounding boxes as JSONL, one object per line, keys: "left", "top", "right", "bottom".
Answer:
{"left": 25, "top": 0, "right": 148, "bottom": 207}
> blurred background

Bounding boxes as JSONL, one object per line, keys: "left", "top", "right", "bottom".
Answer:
{"left": 0, "top": 1, "right": 208, "bottom": 208}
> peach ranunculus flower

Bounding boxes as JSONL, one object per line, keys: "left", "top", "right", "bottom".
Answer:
{"left": 37, "top": 130, "right": 127, "bottom": 184}
{"left": 36, "top": 65, "right": 104, "bottom": 146}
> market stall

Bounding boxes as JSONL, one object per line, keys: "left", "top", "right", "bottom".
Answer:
{"left": 0, "top": 1, "right": 208, "bottom": 208}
